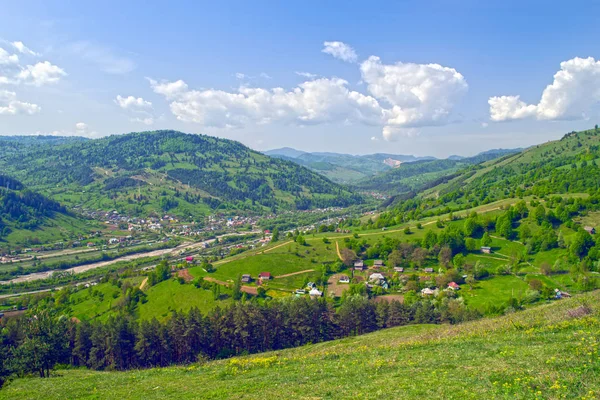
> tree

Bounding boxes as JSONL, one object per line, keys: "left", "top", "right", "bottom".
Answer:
{"left": 465, "top": 238, "right": 477, "bottom": 252}
{"left": 388, "top": 249, "right": 403, "bottom": 268}
{"left": 296, "top": 235, "right": 306, "bottom": 246}
{"left": 540, "top": 262, "right": 552, "bottom": 276}
{"left": 534, "top": 205, "right": 546, "bottom": 225}
{"left": 340, "top": 247, "right": 358, "bottom": 267}
{"left": 465, "top": 275, "right": 476, "bottom": 290}
{"left": 232, "top": 275, "right": 242, "bottom": 301}
{"left": 271, "top": 228, "right": 280, "bottom": 242}
{"left": 438, "top": 246, "right": 452, "bottom": 268}
{"left": 570, "top": 230, "right": 594, "bottom": 258}
{"left": 403, "top": 226, "right": 411, "bottom": 235}
{"left": 411, "top": 248, "right": 428, "bottom": 268}
{"left": 423, "top": 231, "right": 438, "bottom": 249}
{"left": 481, "top": 232, "right": 492, "bottom": 247}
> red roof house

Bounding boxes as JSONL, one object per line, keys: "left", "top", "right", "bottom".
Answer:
{"left": 448, "top": 282, "right": 460, "bottom": 290}
{"left": 185, "top": 256, "right": 194, "bottom": 262}
{"left": 258, "top": 272, "right": 272, "bottom": 280}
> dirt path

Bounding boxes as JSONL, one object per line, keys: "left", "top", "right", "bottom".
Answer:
{"left": 262, "top": 240, "right": 293, "bottom": 254}
{"left": 275, "top": 269, "right": 315, "bottom": 279}
{"left": 139, "top": 277, "right": 149, "bottom": 291}
{"left": 335, "top": 241, "right": 343, "bottom": 261}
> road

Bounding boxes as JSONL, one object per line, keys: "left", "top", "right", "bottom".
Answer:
{"left": 0, "top": 231, "right": 260, "bottom": 286}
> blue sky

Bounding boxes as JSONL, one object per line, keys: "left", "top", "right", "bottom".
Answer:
{"left": 1, "top": 0, "right": 600, "bottom": 157}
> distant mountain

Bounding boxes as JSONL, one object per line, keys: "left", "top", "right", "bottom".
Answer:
{"left": 0, "top": 131, "right": 361, "bottom": 218}
{"left": 264, "top": 147, "right": 306, "bottom": 158}
{"left": 263, "top": 148, "right": 437, "bottom": 183}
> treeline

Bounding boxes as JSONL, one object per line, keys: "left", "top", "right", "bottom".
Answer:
{"left": 0, "top": 294, "right": 478, "bottom": 385}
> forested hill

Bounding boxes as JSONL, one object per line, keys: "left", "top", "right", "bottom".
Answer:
{"left": 0, "top": 175, "right": 68, "bottom": 236}
{"left": 353, "top": 149, "right": 520, "bottom": 194}
{"left": 0, "top": 131, "right": 361, "bottom": 217}
{"left": 373, "top": 127, "right": 600, "bottom": 227}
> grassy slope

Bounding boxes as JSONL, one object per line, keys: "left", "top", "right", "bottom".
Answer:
{"left": 3, "top": 290, "right": 599, "bottom": 399}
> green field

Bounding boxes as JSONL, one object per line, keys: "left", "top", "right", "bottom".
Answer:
{"left": 137, "top": 279, "right": 232, "bottom": 320}
{"left": 3, "top": 290, "right": 598, "bottom": 399}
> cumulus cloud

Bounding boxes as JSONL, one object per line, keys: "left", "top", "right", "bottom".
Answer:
{"left": 360, "top": 56, "right": 468, "bottom": 139}
{"left": 322, "top": 41, "right": 358, "bottom": 63}
{"left": 151, "top": 77, "right": 383, "bottom": 128}
{"left": 0, "top": 48, "right": 19, "bottom": 65}
{"left": 488, "top": 95, "right": 537, "bottom": 121}
{"left": 150, "top": 43, "right": 467, "bottom": 140}
{"left": 11, "top": 41, "right": 39, "bottom": 56}
{"left": 147, "top": 78, "right": 188, "bottom": 99}
{"left": 114, "top": 95, "right": 152, "bottom": 110}
{"left": 17, "top": 61, "right": 66, "bottom": 86}
{"left": 114, "top": 94, "right": 155, "bottom": 125}
{"left": 0, "top": 90, "right": 40, "bottom": 115}
{"left": 489, "top": 57, "right": 600, "bottom": 122}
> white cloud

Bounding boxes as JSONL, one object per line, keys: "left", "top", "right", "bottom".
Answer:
{"left": 11, "top": 41, "right": 39, "bottom": 56}
{"left": 489, "top": 57, "right": 600, "bottom": 122}
{"left": 74, "top": 122, "right": 98, "bottom": 137}
{"left": 322, "top": 41, "right": 358, "bottom": 63}
{"left": 68, "top": 41, "right": 135, "bottom": 74}
{"left": 360, "top": 56, "right": 468, "bottom": 137}
{"left": 382, "top": 126, "right": 420, "bottom": 141}
{"left": 295, "top": 71, "right": 318, "bottom": 79}
{"left": 235, "top": 72, "right": 246, "bottom": 80}
{"left": 151, "top": 77, "right": 383, "bottom": 128}
{"left": 488, "top": 95, "right": 537, "bottom": 121}
{"left": 114, "top": 95, "right": 152, "bottom": 110}
{"left": 0, "top": 48, "right": 19, "bottom": 65}
{"left": 17, "top": 61, "right": 66, "bottom": 86}
{"left": 0, "top": 90, "right": 40, "bottom": 115}
{"left": 259, "top": 72, "right": 272, "bottom": 79}
{"left": 370, "top": 136, "right": 379, "bottom": 141}
{"left": 481, "top": 122, "right": 489, "bottom": 128}
{"left": 148, "top": 78, "right": 188, "bottom": 99}
{"left": 150, "top": 45, "right": 467, "bottom": 140}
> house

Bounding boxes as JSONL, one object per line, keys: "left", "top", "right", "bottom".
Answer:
{"left": 87, "top": 242, "right": 95, "bottom": 248}
{"left": 369, "top": 273, "right": 385, "bottom": 282}
{"left": 584, "top": 226, "right": 596, "bottom": 235}
{"left": 394, "top": 267, "right": 404, "bottom": 273}
{"left": 421, "top": 288, "right": 436, "bottom": 296}
{"left": 339, "top": 275, "right": 350, "bottom": 284}
{"left": 241, "top": 274, "right": 252, "bottom": 283}
{"left": 373, "top": 260, "right": 384, "bottom": 268}
{"left": 185, "top": 256, "right": 194, "bottom": 263}
{"left": 109, "top": 238, "right": 119, "bottom": 245}
{"left": 307, "top": 282, "right": 316, "bottom": 289}
{"left": 354, "top": 260, "right": 365, "bottom": 270}
{"left": 424, "top": 267, "right": 434, "bottom": 273}
{"left": 309, "top": 288, "right": 322, "bottom": 297}
{"left": 448, "top": 282, "right": 460, "bottom": 290}
{"left": 258, "top": 272, "right": 272, "bottom": 280}
{"left": 481, "top": 246, "right": 492, "bottom": 254}
{"left": 295, "top": 289, "right": 306, "bottom": 295}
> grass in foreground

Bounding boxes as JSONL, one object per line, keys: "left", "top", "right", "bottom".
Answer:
{"left": 2, "top": 291, "right": 599, "bottom": 399}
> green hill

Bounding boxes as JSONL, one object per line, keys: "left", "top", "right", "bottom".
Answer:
{"left": 2, "top": 290, "right": 598, "bottom": 399}
{"left": 0, "top": 175, "right": 92, "bottom": 248}
{"left": 0, "top": 131, "right": 361, "bottom": 218}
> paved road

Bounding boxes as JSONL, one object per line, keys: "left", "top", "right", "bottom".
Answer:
{"left": 0, "top": 231, "right": 260, "bottom": 286}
